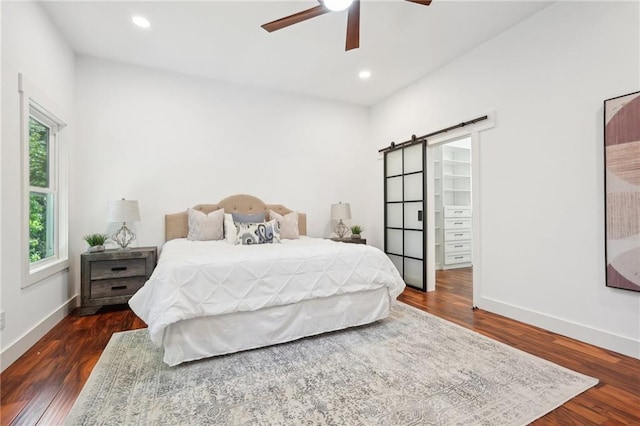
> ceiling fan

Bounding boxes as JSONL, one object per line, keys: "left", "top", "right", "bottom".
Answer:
{"left": 261, "top": 0, "right": 432, "bottom": 51}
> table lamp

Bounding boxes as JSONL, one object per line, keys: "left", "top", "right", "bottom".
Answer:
{"left": 107, "top": 198, "right": 140, "bottom": 249}
{"left": 331, "top": 202, "right": 351, "bottom": 239}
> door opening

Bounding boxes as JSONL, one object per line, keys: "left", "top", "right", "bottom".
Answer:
{"left": 427, "top": 136, "right": 474, "bottom": 296}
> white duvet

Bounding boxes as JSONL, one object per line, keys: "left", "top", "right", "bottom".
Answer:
{"left": 129, "top": 237, "right": 406, "bottom": 346}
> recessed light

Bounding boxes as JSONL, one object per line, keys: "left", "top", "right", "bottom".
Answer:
{"left": 358, "top": 70, "right": 371, "bottom": 80}
{"left": 132, "top": 15, "right": 151, "bottom": 29}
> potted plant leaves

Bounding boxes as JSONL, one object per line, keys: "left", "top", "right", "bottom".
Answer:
{"left": 84, "top": 233, "right": 109, "bottom": 252}
{"left": 350, "top": 225, "right": 363, "bottom": 239}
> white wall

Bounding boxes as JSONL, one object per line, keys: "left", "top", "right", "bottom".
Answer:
{"left": 71, "top": 56, "right": 371, "bottom": 298}
{"left": 370, "top": 1, "right": 640, "bottom": 358}
{"left": 1, "top": 1, "right": 76, "bottom": 370}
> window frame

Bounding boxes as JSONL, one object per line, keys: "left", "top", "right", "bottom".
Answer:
{"left": 19, "top": 73, "right": 69, "bottom": 287}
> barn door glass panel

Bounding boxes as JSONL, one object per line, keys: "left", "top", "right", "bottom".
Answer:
{"left": 384, "top": 142, "right": 426, "bottom": 291}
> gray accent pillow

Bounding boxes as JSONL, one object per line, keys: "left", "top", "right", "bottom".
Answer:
{"left": 232, "top": 212, "right": 265, "bottom": 223}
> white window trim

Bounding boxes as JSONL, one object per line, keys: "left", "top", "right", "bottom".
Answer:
{"left": 19, "top": 73, "right": 69, "bottom": 288}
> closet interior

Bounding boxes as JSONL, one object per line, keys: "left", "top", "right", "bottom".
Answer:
{"left": 433, "top": 137, "right": 472, "bottom": 270}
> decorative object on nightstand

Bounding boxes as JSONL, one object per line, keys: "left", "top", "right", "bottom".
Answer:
{"left": 83, "top": 233, "right": 108, "bottom": 253}
{"left": 78, "top": 246, "right": 157, "bottom": 315}
{"left": 107, "top": 198, "right": 140, "bottom": 249}
{"left": 350, "top": 225, "right": 363, "bottom": 239}
{"left": 331, "top": 202, "right": 351, "bottom": 239}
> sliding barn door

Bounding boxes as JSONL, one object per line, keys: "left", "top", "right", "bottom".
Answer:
{"left": 384, "top": 143, "right": 427, "bottom": 291}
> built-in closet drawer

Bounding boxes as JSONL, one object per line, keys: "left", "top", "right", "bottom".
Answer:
{"left": 444, "top": 218, "right": 471, "bottom": 229}
{"left": 444, "top": 241, "right": 471, "bottom": 253}
{"left": 444, "top": 206, "right": 471, "bottom": 218}
{"left": 445, "top": 253, "right": 472, "bottom": 265}
{"left": 444, "top": 230, "right": 472, "bottom": 242}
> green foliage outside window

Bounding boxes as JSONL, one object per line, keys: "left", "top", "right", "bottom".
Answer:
{"left": 29, "top": 118, "right": 53, "bottom": 263}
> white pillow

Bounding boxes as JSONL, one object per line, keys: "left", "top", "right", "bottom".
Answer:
{"left": 224, "top": 213, "right": 238, "bottom": 244}
{"left": 269, "top": 210, "right": 299, "bottom": 240}
{"left": 187, "top": 208, "right": 224, "bottom": 241}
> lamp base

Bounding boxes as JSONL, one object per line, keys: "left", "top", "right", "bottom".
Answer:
{"left": 112, "top": 222, "right": 136, "bottom": 249}
{"left": 334, "top": 219, "right": 349, "bottom": 239}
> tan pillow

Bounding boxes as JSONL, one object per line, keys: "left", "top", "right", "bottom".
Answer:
{"left": 187, "top": 208, "right": 224, "bottom": 241}
{"left": 269, "top": 210, "right": 299, "bottom": 240}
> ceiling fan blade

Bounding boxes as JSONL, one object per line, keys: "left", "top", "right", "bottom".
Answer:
{"left": 404, "top": 0, "right": 432, "bottom": 5}
{"left": 261, "top": 5, "right": 329, "bottom": 33}
{"left": 345, "top": 0, "right": 360, "bottom": 51}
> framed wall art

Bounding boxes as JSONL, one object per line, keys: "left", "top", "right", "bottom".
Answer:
{"left": 604, "top": 91, "right": 640, "bottom": 292}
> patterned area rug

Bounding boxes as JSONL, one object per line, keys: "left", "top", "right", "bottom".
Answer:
{"left": 65, "top": 302, "right": 597, "bottom": 425}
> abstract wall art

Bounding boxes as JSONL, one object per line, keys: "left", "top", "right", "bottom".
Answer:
{"left": 604, "top": 91, "right": 640, "bottom": 292}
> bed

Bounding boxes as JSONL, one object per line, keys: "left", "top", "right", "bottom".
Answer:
{"left": 129, "top": 194, "right": 406, "bottom": 366}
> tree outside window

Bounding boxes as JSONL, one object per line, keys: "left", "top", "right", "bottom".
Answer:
{"left": 29, "top": 117, "right": 55, "bottom": 263}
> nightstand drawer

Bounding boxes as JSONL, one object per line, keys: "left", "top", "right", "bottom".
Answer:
{"left": 90, "top": 258, "right": 146, "bottom": 280}
{"left": 90, "top": 277, "right": 147, "bottom": 299}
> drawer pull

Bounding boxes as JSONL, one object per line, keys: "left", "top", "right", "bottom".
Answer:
{"left": 454, "top": 245, "right": 463, "bottom": 248}
{"left": 111, "top": 285, "right": 127, "bottom": 290}
{"left": 111, "top": 266, "right": 127, "bottom": 272}
{"left": 454, "top": 233, "right": 463, "bottom": 236}
{"left": 454, "top": 222, "right": 463, "bottom": 225}
{"left": 454, "top": 210, "right": 463, "bottom": 213}
{"left": 454, "top": 256, "right": 464, "bottom": 259}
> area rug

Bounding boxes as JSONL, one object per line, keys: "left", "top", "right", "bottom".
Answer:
{"left": 65, "top": 302, "right": 597, "bottom": 425}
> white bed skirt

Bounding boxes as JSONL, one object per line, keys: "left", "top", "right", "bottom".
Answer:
{"left": 162, "top": 287, "right": 391, "bottom": 366}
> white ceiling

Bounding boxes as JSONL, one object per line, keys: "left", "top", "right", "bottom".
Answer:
{"left": 41, "top": 0, "right": 552, "bottom": 105}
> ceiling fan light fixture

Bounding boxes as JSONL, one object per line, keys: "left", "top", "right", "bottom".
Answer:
{"left": 323, "top": 0, "right": 354, "bottom": 12}
{"left": 132, "top": 15, "right": 151, "bottom": 29}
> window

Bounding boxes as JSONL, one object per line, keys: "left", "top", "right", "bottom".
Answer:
{"left": 19, "top": 74, "right": 68, "bottom": 286}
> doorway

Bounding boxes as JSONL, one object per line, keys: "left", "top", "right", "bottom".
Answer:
{"left": 381, "top": 114, "right": 493, "bottom": 305}
{"left": 426, "top": 134, "right": 477, "bottom": 301}
{"left": 433, "top": 137, "right": 472, "bottom": 271}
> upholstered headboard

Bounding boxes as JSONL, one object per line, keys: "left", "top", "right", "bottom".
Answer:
{"left": 165, "top": 194, "right": 307, "bottom": 241}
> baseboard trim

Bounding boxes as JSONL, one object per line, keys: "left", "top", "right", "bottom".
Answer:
{"left": 0, "top": 296, "right": 78, "bottom": 372}
{"left": 479, "top": 297, "right": 640, "bottom": 360}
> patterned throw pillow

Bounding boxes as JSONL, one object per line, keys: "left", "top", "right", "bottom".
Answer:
{"left": 235, "top": 220, "right": 281, "bottom": 245}
{"left": 269, "top": 210, "right": 299, "bottom": 240}
{"left": 187, "top": 208, "right": 224, "bottom": 241}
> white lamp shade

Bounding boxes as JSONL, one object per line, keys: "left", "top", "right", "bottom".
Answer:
{"left": 331, "top": 203, "right": 351, "bottom": 221}
{"left": 107, "top": 199, "right": 141, "bottom": 223}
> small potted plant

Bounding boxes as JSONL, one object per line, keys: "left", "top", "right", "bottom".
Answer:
{"left": 84, "top": 233, "right": 109, "bottom": 252}
{"left": 350, "top": 225, "right": 363, "bottom": 239}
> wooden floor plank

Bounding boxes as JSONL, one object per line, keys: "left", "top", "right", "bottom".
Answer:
{"left": 1, "top": 269, "right": 639, "bottom": 424}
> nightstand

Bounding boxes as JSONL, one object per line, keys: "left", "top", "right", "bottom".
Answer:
{"left": 330, "top": 237, "right": 367, "bottom": 245}
{"left": 78, "top": 246, "right": 157, "bottom": 315}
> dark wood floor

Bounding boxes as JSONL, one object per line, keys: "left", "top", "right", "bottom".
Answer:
{"left": 2, "top": 268, "right": 639, "bottom": 425}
